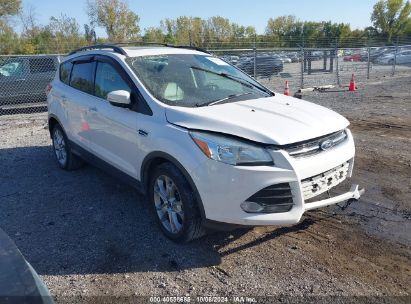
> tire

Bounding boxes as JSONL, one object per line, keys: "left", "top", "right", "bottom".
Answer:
{"left": 51, "top": 124, "right": 83, "bottom": 170}
{"left": 148, "top": 162, "right": 205, "bottom": 243}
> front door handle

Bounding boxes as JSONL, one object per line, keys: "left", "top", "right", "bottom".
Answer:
{"left": 89, "top": 107, "right": 97, "bottom": 112}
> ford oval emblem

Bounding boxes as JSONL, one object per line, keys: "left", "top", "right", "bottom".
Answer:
{"left": 320, "top": 139, "right": 333, "bottom": 151}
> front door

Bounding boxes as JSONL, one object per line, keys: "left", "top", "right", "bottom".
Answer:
{"left": 86, "top": 59, "right": 141, "bottom": 179}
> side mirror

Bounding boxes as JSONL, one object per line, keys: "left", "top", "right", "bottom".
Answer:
{"left": 107, "top": 90, "right": 131, "bottom": 107}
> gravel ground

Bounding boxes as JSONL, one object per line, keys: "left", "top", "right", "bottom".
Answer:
{"left": 0, "top": 73, "right": 410, "bottom": 303}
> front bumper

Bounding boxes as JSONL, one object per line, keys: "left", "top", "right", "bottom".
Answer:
{"left": 193, "top": 129, "right": 364, "bottom": 226}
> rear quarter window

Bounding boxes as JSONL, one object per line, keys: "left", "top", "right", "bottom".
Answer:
{"left": 60, "top": 61, "right": 73, "bottom": 85}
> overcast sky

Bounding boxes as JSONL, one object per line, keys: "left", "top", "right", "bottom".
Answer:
{"left": 20, "top": 0, "right": 377, "bottom": 36}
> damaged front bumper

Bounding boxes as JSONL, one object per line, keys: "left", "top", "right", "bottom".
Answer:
{"left": 304, "top": 184, "right": 365, "bottom": 211}
{"left": 196, "top": 129, "right": 365, "bottom": 226}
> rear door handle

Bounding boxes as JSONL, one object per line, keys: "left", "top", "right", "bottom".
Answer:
{"left": 89, "top": 107, "right": 97, "bottom": 112}
{"left": 16, "top": 79, "right": 26, "bottom": 81}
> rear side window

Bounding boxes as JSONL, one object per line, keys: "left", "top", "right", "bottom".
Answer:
{"left": 70, "top": 62, "right": 95, "bottom": 94}
{"left": 29, "top": 58, "right": 56, "bottom": 73}
{"left": 60, "top": 61, "right": 73, "bottom": 85}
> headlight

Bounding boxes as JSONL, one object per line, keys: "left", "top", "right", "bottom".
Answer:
{"left": 189, "top": 131, "right": 273, "bottom": 166}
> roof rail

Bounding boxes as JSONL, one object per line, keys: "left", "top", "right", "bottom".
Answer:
{"left": 68, "top": 44, "right": 128, "bottom": 56}
{"left": 165, "top": 44, "right": 211, "bottom": 54}
{"left": 68, "top": 42, "right": 211, "bottom": 56}
{"left": 114, "top": 41, "right": 211, "bottom": 54}
{"left": 114, "top": 41, "right": 169, "bottom": 47}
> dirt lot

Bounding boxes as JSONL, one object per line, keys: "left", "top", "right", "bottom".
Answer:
{"left": 0, "top": 73, "right": 410, "bottom": 303}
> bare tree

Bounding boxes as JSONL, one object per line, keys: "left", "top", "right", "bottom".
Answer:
{"left": 84, "top": 24, "right": 96, "bottom": 43}
{"left": 19, "top": 5, "right": 41, "bottom": 39}
{"left": 47, "top": 14, "right": 83, "bottom": 52}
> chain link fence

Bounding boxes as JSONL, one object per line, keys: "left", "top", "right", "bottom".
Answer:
{"left": 1, "top": 38, "right": 411, "bottom": 115}
{"left": 0, "top": 55, "right": 62, "bottom": 115}
{"left": 209, "top": 43, "right": 411, "bottom": 94}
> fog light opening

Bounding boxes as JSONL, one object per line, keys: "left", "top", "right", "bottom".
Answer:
{"left": 241, "top": 201, "right": 264, "bottom": 213}
{"left": 241, "top": 201, "right": 294, "bottom": 214}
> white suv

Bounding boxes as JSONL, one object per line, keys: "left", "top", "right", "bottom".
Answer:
{"left": 47, "top": 44, "right": 364, "bottom": 242}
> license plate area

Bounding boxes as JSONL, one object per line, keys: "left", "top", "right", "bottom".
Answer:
{"left": 301, "top": 162, "right": 349, "bottom": 200}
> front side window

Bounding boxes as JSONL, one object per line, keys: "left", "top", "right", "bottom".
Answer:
{"left": 70, "top": 61, "right": 94, "bottom": 94}
{"left": 95, "top": 62, "right": 131, "bottom": 100}
{"left": 0, "top": 60, "right": 24, "bottom": 77}
{"left": 126, "top": 54, "right": 271, "bottom": 107}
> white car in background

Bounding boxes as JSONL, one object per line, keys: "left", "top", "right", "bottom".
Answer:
{"left": 376, "top": 50, "right": 411, "bottom": 64}
{"left": 47, "top": 44, "right": 364, "bottom": 243}
{"left": 278, "top": 55, "right": 292, "bottom": 63}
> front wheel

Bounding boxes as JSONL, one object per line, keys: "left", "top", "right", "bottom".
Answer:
{"left": 148, "top": 162, "right": 205, "bottom": 243}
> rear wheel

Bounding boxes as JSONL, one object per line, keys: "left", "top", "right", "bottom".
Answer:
{"left": 148, "top": 162, "right": 205, "bottom": 243}
{"left": 51, "top": 124, "right": 83, "bottom": 170}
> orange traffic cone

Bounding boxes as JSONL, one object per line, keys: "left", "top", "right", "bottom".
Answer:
{"left": 81, "top": 120, "right": 90, "bottom": 131}
{"left": 349, "top": 74, "right": 356, "bottom": 92}
{"left": 80, "top": 111, "right": 90, "bottom": 131}
{"left": 284, "top": 81, "right": 290, "bottom": 96}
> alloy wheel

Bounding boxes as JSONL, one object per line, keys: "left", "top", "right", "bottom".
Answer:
{"left": 153, "top": 175, "right": 184, "bottom": 234}
{"left": 53, "top": 128, "right": 67, "bottom": 167}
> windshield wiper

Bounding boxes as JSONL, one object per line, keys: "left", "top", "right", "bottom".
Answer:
{"left": 190, "top": 66, "right": 274, "bottom": 96}
{"left": 224, "top": 72, "right": 274, "bottom": 96}
{"left": 196, "top": 92, "right": 252, "bottom": 107}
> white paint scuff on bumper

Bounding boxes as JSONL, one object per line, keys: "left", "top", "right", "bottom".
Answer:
{"left": 304, "top": 184, "right": 365, "bottom": 211}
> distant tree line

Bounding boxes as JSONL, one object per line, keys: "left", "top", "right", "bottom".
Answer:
{"left": 0, "top": 0, "right": 410, "bottom": 54}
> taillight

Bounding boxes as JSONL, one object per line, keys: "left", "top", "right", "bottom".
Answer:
{"left": 46, "top": 83, "right": 52, "bottom": 95}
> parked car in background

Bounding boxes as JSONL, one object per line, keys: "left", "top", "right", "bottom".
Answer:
{"left": 47, "top": 44, "right": 363, "bottom": 243}
{"left": 370, "top": 48, "right": 398, "bottom": 63}
{"left": 0, "top": 228, "right": 53, "bottom": 302}
{"left": 343, "top": 53, "right": 362, "bottom": 62}
{"left": 288, "top": 52, "right": 302, "bottom": 62}
{"left": 226, "top": 55, "right": 240, "bottom": 65}
{"left": 278, "top": 55, "right": 292, "bottom": 63}
{"left": 375, "top": 50, "right": 411, "bottom": 65}
{"left": 237, "top": 55, "right": 283, "bottom": 77}
{"left": 310, "top": 51, "right": 323, "bottom": 60}
{"left": 0, "top": 55, "right": 61, "bottom": 109}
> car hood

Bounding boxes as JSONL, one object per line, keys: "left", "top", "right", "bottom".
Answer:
{"left": 165, "top": 95, "right": 350, "bottom": 145}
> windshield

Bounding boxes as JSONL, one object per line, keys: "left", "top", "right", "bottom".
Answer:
{"left": 126, "top": 54, "right": 271, "bottom": 107}
{"left": 0, "top": 61, "right": 24, "bottom": 77}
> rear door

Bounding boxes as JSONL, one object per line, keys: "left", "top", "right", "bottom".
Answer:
{"left": 65, "top": 57, "right": 97, "bottom": 147}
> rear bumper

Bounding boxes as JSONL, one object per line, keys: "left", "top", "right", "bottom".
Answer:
{"left": 193, "top": 129, "right": 363, "bottom": 226}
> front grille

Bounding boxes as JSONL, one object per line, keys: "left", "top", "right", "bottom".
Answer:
{"left": 246, "top": 183, "right": 294, "bottom": 213}
{"left": 301, "top": 162, "right": 350, "bottom": 200}
{"left": 285, "top": 130, "right": 347, "bottom": 158}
